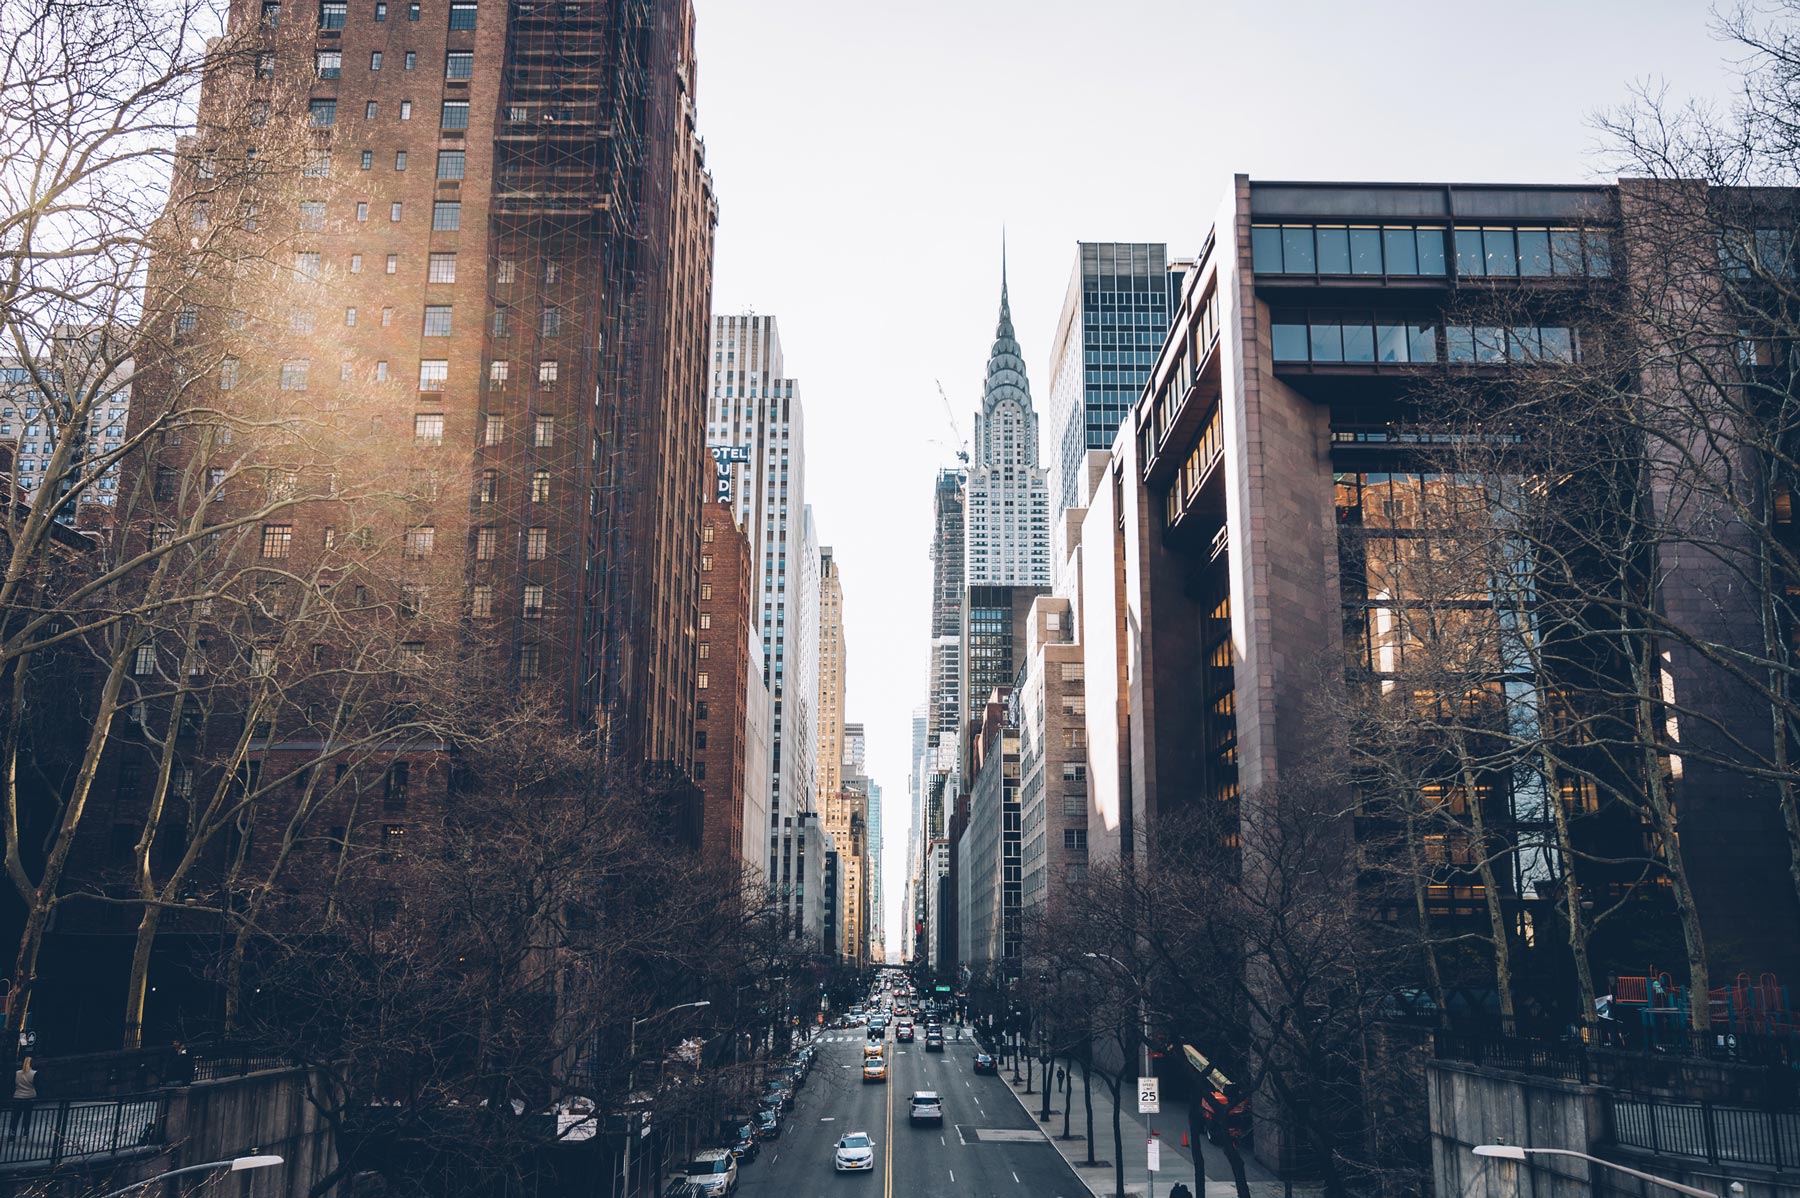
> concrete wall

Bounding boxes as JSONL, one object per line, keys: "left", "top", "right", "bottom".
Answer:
{"left": 1429, "top": 1060, "right": 1796, "bottom": 1198}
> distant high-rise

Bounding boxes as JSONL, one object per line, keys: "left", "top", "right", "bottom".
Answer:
{"left": 964, "top": 268, "right": 1050, "bottom": 588}
{"left": 816, "top": 549, "right": 846, "bottom": 810}
{"left": 1046, "top": 243, "right": 1174, "bottom": 565}
{"left": 707, "top": 315, "right": 819, "bottom": 936}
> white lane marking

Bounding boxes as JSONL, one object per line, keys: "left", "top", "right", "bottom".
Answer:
{"left": 820, "top": 1117, "right": 835, "bottom": 1122}
{"left": 940, "top": 1135, "right": 946, "bottom": 1146}
{"left": 949, "top": 1171, "right": 955, "bottom": 1183}
{"left": 1012, "top": 1172, "right": 1021, "bottom": 1184}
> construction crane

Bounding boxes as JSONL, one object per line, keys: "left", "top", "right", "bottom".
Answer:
{"left": 932, "top": 379, "right": 970, "bottom": 466}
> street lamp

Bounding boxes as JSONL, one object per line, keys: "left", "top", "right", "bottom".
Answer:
{"left": 94, "top": 1154, "right": 283, "bottom": 1198}
{"left": 1472, "top": 1144, "right": 1738, "bottom": 1197}
{"left": 628, "top": 1000, "right": 713, "bottom": 1067}
{"left": 1084, "top": 952, "right": 1152, "bottom": 1077}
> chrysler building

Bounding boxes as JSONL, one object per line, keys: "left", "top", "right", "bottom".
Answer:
{"left": 964, "top": 264, "right": 1051, "bottom": 587}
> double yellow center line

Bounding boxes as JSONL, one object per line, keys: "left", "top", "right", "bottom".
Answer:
{"left": 883, "top": 1045, "right": 895, "bottom": 1198}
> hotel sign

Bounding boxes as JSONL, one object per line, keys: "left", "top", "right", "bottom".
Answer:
{"left": 709, "top": 444, "right": 749, "bottom": 502}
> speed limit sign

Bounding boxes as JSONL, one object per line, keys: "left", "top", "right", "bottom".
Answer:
{"left": 1137, "top": 1077, "right": 1160, "bottom": 1114}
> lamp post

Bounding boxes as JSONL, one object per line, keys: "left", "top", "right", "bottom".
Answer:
{"left": 1084, "top": 952, "right": 1151, "bottom": 1077}
{"left": 625, "top": 1001, "right": 712, "bottom": 1198}
{"left": 1472, "top": 1144, "right": 1738, "bottom": 1197}
{"left": 93, "top": 1155, "right": 282, "bottom": 1198}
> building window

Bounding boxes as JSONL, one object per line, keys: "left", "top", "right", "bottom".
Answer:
{"left": 360, "top": 150, "right": 373, "bottom": 170}
{"left": 403, "top": 52, "right": 415, "bottom": 71}
{"left": 701, "top": 554, "right": 713, "bottom": 571}
{"left": 345, "top": 306, "right": 357, "bottom": 326}
{"left": 279, "top": 360, "right": 309, "bottom": 390}
{"left": 407, "top": 0, "right": 419, "bottom": 16}
{"left": 470, "top": 584, "right": 493, "bottom": 617}
{"left": 314, "top": 50, "right": 341, "bottom": 78}
{"left": 295, "top": 250, "right": 321, "bottom": 279}
{"left": 375, "top": 359, "right": 388, "bottom": 380}
{"left": 530, "top": 470, "right": 550, "bottom": 502}
{"left": 489, "top": 360, "right": 509, "bottom": 386}
{"left": 526, "top": 527, "right": 547, "bottom": 559}
{"left": 444, "top": 52, "right": 473, "bottom": 80}
{"left": 533, "top": 415, "right": 553, "bottom": 446}
{"left": 1063, "top": 828, "right": 1088, "bottom": 850}
{"left": 700, "top": 584, "right": 711, "bottom": 600}
{"left": 413, "top": 413, "right": 443, "bottom": 445}
{"left": 370, "top": 50, "right": 383, "bottom": 70}
{"left": 251, "top": 647, "right": 276, "bottom": 677}
{"left": 475, "top": 526, "right": 496, "bottom": 560}
{"left": 422, "top": 306, "right": 453, "bottom": 336}
{"left": 375, "top": 1, "right": 387, "bottom": 18}
{"left": 1059, "top": 662, "right": 1084, "bottom": 682}
{"left": 261, "top": 524, "right": 293, "bottom": 558}
{"left": 219, "top": 359, "right": 239, "bottom": 390}
{"left": 394, "top": 150, "right": 407, "bottom": 171}
{"left": 484, "top": 414, "right": 504, "bottom": 444}
{"left": 261, "top": 1, "right": 281, "bottom": 25}
{"left": 355, "top": 201, "right": 368, "bottom": 221}
{"left": 697, "top": 672, "right": 709, "bottom": 690}
{"left": 447, "top": 0, "right": 476, "bottom": 27}
{"left": 495, "top": 258, "right": 514, "bottom": 284}
{"left": 699, "top": 613, "right": 711, "bottom": 629}
{"left": 133, "top": 644, "right": 156, "bottom": 676}
{"left": 319, "top": 0, "right": 346, "bottom": 26}
{"left": 403, "top": 526, "right": 435, "bottom": 558}
{"left": 518, "top": 644, "right": 539, "bottom": 679}
{"left": 522, "top": 584, "right": 544, "bottom": 619}
{"left": 365, "top": 100, "right": 377, "bottom": 119}
{"left": 478, "top": 469, "right": 497, "bottom": 502}
{"left": 441, "top": 99, "right": 469, "bottom": 129}
{"left": 436, "top": 149, "right": 465, "bottom": 179}
{"left": 309, "top": 98, "right": 336, "bottom": 126}
{"left": 538, "top": 360, "right": 557, "bottom": 384}
{"left": 431, "top": 200, "right": 460, "bottom": 230}
{"left": 698, "top": 642, "right": 710, "bottom": 660}
{"left": 418, "top": 359, "right": 448, "bottom": 391}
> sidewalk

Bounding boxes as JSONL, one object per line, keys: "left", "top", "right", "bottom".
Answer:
{"left": 991, "top": 1054, "right": 1313, "bottom": 1198}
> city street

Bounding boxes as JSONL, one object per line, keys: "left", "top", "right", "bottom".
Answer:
{"left": 738, "top": 1027, "right": 1086, "bottom": 1198}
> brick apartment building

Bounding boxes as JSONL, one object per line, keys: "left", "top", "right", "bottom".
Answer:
{"left": 697, "top": 501, "right": 767, "bottom": 874}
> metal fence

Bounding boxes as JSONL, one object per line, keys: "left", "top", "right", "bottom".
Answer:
{"left": 0, "top": 1093, "right": 165, "bottom": 1171}
{"left": 1609, "top": 1096, "right": 1800, "bottom": 1170}
{"left": 193, "top": 1049, "right": 292, "bottom": 1082}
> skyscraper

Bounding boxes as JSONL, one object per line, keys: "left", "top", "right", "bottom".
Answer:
{"left": 816, "top": 548, "right": 846, "bottom": 810}
{"left": 1045, "top": 243, "right": 1174, "bottom": 565}
{"left": 964, "top": 269, "right": 1050, "bottom": 588}
{"left": 707, "top": 315, "right": 819, "bottom": 935}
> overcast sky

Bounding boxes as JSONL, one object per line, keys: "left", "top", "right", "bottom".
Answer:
{"left": 691, "top": 0, "right": 1738, "bottom": 953}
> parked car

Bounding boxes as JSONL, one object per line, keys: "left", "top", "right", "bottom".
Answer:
{"left": 972, "top": 1052, "right": 997, "bottom": 1075}
{"left": 833, "top": 1131, "right": 876, "bottom": 1173}
{"left": 683, "top": 1148, "right": 738, "bottom": 1197}
{"left": 755, "top": 1109, "right": 783, "bottom": 1139}
{"left": 908, "top": 1092, "right": 943, "bottom": 1125}
{"left": 723, "top": 1120, "right": 760, "bottom": 1163}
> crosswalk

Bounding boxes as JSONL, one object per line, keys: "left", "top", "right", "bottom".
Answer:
{"left": 814, "top": 1030, "right": 969, "bottom": 1044}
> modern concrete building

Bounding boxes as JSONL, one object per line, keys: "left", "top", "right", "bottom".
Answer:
{"left": 707, "top": 316, "right": 821, "bottom": 936}
{"left": 1045, "top": 244, "right": 1177, "bottom": 569}
{"left": 1, "top": 327, "right": 134, "bottom": 529}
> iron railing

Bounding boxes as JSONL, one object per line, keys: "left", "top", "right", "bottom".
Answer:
{"left": 1609, "top": 1096, "right": 1800, "bottom": 1170}
{"left": 0, "top": 1093, "right": 165, "bottom": 1170}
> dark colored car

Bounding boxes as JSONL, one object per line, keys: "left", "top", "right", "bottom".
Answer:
{"left": 895, "top": 1023, "right": 915, "bottom": 1042}
{"left": 727, "top": 1122, "right": 761, "bottom": 1163}
{"left": 755, "top": 1109, "right": 782, "bottom": 1139}
{"left": 925, "top": 1030, "right": 944, "bottom": 1052}
{"left": 972, "top": 1052, "right": 997, "bottom": 1075}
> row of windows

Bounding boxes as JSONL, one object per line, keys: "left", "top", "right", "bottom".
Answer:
{"left": 269, "top": 357, "right": 560, "bottom": 391}
{"left": 308, "top": 98, "right": 468, "bottom": 131}
{"left": 262, "top": 520, "right": 557, "bottom": 564}
{"left": 1270, "top": 314, "right": 1578, "bottom": 366}
{"left": 1252, "top": 224, "right": 1611, "bottom": 279}
{"left": 306, "top": 49, "right": 472, "bottom": 80}
{"left": 300, "top": 0, "right": 474, "bottom": 27}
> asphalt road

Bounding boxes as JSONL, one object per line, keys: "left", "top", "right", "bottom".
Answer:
{"left": 736, "top": 1024, "right": 1086, "bottom": 1198}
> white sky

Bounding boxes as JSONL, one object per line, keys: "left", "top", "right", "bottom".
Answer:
{"left": 692, "top": 0, "right": 1737, "bottom": 954}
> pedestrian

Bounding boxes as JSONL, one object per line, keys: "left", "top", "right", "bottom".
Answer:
{"left": 9, "top": 1056, "right": 36, "bottom": 1141}
{"left": 1169, "top": 1183, "right": 1192, "bottom": 1198}
{"left": 166, "top": 1040, "right": 194, "bottom": 1086}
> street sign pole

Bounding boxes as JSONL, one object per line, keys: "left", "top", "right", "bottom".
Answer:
{"left": 1147, "top": 1132, "right": 1161, "bottom": 1198}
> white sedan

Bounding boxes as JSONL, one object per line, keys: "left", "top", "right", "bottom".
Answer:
{"left": 833, "top": 1131, "right": 875, "bottom": 1173}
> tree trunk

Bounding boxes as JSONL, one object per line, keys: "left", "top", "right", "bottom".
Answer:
{"left": 1111, "top": 1075, "right": 1126, "bottom": 1198}
{"left": 120, "top": 904, "right": 164, "bottom": 1050}
{"left": 1454, "top": 743, "right": 1517, "bottom": 1033}
{"left": 6, "top": 652, "right": 128, "bottom": 1039}
{"left": 1082, "top": 1061, "right": 1097, "bottom": 1166}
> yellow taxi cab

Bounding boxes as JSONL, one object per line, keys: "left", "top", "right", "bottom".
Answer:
{"left": 863, "top": 1041, "right": 884, "bottom": 1060}
{"left": 862, "top": 1055, "right": 887, "bottom": 1083}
